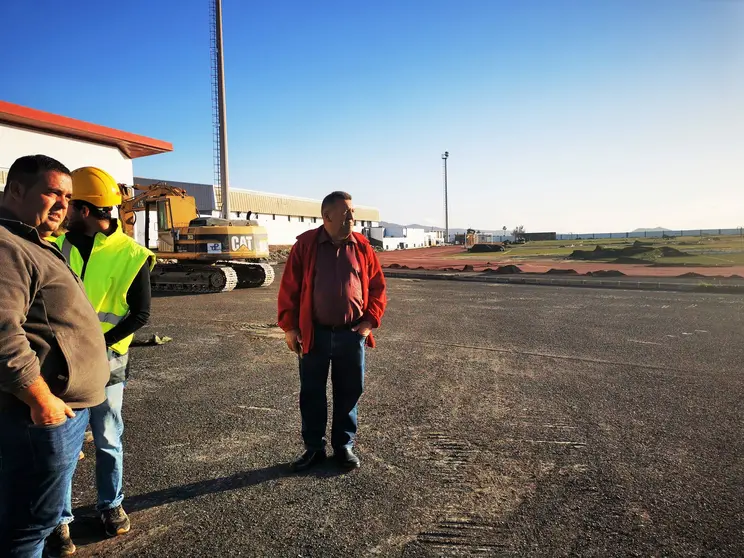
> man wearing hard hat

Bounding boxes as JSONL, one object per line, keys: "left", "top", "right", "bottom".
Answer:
{"left": 47, "top": 167, "right": 155, "bottom": 555}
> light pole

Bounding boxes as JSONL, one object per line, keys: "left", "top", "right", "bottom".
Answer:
{"left": 442, "top": 151, "right": 449, "bottom": 244}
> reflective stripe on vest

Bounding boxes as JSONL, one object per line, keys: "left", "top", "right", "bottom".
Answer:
{"left": 98, "top": 312, "right": 123, "bottom": 327}
{"left": 61, "top": 239, "right": 73, "bottom": 261}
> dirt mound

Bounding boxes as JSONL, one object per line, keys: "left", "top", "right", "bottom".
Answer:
{"left": 660, "top": 246, "right": 691, "bottom": 257}
{"left": 482, "top": 264, "right": 522, "bottom": 274}
{"left": 462, "top": 265, "right": 475, "bottom": 272}
{"left": 546, "top": 268, "right": 578, "bottom": 275}
{"left": 482, "top": 265, "right": 523, "bottom": 274}
{"left": 570, "top": 241, "right": 691, "bottom": 263}
{"left": 585, "top": 270, "right": 626, "bottom": 277}
{"left": 677, "top": 272, "right": 704, "bottom": 278}
{"left": 469, "top": 244, "right": 505, "bottom": 253}
{"left": 387, "top": 263, "right": 402, "bottom": 269}
{"left": 570, "top": 243, "right": 654, "bottom": 261}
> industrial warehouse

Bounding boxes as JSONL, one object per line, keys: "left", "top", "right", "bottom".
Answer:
{"left": 133, "top": 177, "right": 381, "bottom": 247}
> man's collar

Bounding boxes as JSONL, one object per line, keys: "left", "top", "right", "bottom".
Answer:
{"left": 0, "top": 206, "right": 34, "bottom": 233}
{"left": 318, "top": 227, "right": 357, "bottom": 245}
{"left": 0, "top": 206, "right": 43, "bottom": 241}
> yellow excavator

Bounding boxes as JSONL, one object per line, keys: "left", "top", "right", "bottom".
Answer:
{"left": 118, "top": 182, "right": 275, "bottom": 293}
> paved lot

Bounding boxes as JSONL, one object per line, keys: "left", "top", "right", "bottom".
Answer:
{"left": 69, "top": 272, "right": 744, "bottom": 557}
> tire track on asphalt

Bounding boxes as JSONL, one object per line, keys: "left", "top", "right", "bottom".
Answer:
{"left": 415, "top": 340, "right": 689, "bottom": 373}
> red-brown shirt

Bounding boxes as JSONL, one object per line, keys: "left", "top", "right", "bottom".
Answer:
{"left": 312, "top": 228, "right": 364, "bottom": 326}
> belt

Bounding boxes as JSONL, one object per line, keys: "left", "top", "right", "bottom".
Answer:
{"left": 314, "top": 320, "right": 360, "bottom": 331}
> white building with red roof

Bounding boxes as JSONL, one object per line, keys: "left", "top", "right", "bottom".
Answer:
{"left": 0, "top": 100, "right": 172, "bottom": 189}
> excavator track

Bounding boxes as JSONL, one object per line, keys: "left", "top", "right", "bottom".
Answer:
{"left": 218, "top": 261, "right": 275, "bottom": 288}
{"left": 150, "top": 264, "right": 238, "bottom": 293}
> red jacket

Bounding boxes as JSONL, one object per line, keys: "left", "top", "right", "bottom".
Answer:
{"left": 278, "top": 227, "right": 387, "bottom": 354}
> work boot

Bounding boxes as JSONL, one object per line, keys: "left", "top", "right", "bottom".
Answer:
{"left": 334, "top": 447, "right": 361, "bottom": 470}
{"left": 289, "top": 450, "right": 326, "bottom": 473}
{"left": 101, "top": 505, "right": 131, "bottom": 537}
{"left": 46, "top": 523, "right": 76, "bottom": 557}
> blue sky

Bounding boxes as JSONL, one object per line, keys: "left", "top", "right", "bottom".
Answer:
{"left": 2, "top": 0, "right": 742, "bottom": 232}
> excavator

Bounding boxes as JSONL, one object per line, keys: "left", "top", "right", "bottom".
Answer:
{"left": 118, "top": 182, "right": 275, "bottom": 293}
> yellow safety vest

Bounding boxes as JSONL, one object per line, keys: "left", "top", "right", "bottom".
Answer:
{"left": 55, "top": 222, "right": 155, "bottom": 356}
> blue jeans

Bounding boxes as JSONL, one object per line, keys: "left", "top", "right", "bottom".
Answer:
{"left": 61, "top": 382, "right": 125, "bottom": 524}
{"left": 0, "top": 407, "right": 89, "bottom": 558}
{"left": 299, "top": 326, "right": 365, "bottom": 451}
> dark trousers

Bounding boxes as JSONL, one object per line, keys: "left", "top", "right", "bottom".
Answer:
{"left": 0, "top": 407, "right": 89, "bottom": 558}
{"left": 299, "top": 326, "right": 366, "bottom": 451}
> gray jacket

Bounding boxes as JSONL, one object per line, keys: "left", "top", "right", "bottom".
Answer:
{"left": 0, "top": 209, "right": 109, "bottom": 413}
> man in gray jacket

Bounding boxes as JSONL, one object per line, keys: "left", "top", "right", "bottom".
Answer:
{"left": 0, "top": 155, "right": 110, "bottom": 557}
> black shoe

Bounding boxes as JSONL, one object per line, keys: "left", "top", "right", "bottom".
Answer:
{"left": 101, "top": 505, "right": 131, "bottom": 537}
{"left": 289, "top": 450, "right": 326, "bottom": 472}
{"left": 334, "top": 447, "right": 361, "bottom": 469}
{"left": 46, "top": 523, "right": 76, "bottom": 557}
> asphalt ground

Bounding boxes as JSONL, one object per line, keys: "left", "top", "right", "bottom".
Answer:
{"left": 68, "top": 269, "right": 744, "bottom": 557}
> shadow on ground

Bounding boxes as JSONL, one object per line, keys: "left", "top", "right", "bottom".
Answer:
{"left": 69, "top": 460, "right": 349, "bottom": 545}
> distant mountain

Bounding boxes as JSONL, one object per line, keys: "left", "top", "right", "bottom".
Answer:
{"left": 405, "top": 223, "right": 442, "bottom": 230}
{"left": 631, "top": 227, "right": 671, "bottom": 233}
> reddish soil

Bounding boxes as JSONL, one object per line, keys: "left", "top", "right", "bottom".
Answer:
{"left": 377, "top": 246, "right": 744, "bottom": 278}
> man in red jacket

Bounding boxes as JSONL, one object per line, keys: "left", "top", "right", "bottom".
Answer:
{"left": 278, "top": 191, "right": 387, "bottom": 472}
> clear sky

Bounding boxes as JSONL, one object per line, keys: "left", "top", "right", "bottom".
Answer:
{"left": 2, "top": 0, "right": 742, "bottom": 232}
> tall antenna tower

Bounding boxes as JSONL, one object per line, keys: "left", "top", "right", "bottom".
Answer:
{"left": 209, "top": 0, "right": 230, "bottom": 219}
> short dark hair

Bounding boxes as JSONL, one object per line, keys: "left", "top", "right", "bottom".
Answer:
{"left": 6, "top": 155, "right": 70, "bottom": 192}
{"left": 321, "top": 191, "right": 352, "bottom": 215}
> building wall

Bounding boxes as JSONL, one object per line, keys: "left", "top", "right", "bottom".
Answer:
{"left": 377, "top": 227, "right": 442, "bottom": 250}
{"left": 424, "top": 230, "right": 445, "bottom": 246}
{"left": 237, "top": 212, "right": 322, "bottom": 246}
{"left": 196, "top": 209, "right": 377, "bottom": 246}
{"left": 0, "top": 124, "right": 134, "bottom": 187}
{"left": 233, "top": 212, "right": 377, "bottom": 245}
{"left": 523, "top": 232, "right": 557, "bottom": 241}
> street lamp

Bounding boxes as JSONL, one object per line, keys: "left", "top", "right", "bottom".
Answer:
{"left": 442, "top": 151, "right": 449, "bottom": 244}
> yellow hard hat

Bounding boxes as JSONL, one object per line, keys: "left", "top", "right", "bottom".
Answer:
{"left": 70, "top": 166, "right": 122, "bottom": 208}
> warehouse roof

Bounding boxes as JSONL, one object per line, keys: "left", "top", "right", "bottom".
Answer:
{"left": 229, "top": 188, "right": 380, "bottom": 222}
{"left": 0, "top": 101, "right": 173, "bottom": 159}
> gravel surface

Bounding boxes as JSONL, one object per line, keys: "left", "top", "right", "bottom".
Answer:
{"left": 68, "top": 270, "right": 744, "bottom": 557}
